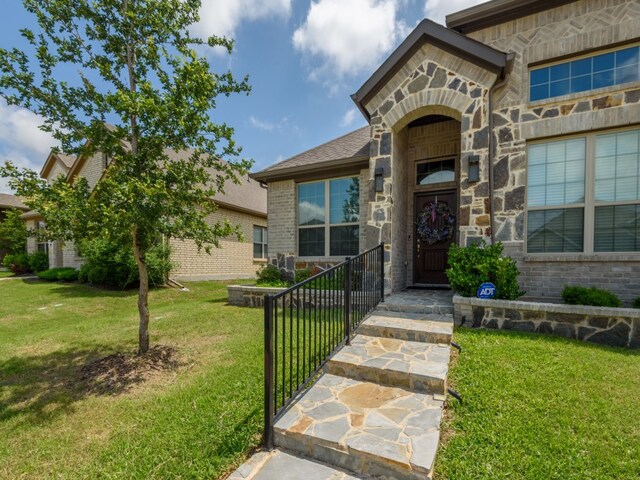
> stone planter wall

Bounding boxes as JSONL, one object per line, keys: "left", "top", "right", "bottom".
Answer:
{"left": 453, "top": 295, "right": 640, "bottom": 348}
{"left": 228, "top": 285, "right": 287, "bottom": 307}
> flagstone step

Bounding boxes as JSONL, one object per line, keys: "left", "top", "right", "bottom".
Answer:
{"left": 274, "top": 373, "right": 444, "bottom": 480}
{"left": 326, "top": 335, "right": 449, "bottom": 394}
{"left": 378, "top": 291, "right": 455, "bottom": 315}
{"left": 228, "top": 449, "right": 362, "bottom": 480}
{"left": 358, "top": 310, "right": 453, "bottom": 344}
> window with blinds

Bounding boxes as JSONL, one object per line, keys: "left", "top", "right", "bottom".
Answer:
{"left": 526, "top": 128, "right": 640, "bottom": 254}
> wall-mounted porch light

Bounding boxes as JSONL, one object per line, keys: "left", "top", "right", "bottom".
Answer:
{"left": 468, "top": 155, "right": 480, "bottom": 182}
{"left": 374, "top": 167, "right": 384, "bottom": 192}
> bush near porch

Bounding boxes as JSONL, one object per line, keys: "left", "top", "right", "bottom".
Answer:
{"left": 446, "top": 241, "right": 525, "bottom": 300}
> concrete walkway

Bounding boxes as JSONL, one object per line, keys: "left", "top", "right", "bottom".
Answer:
{"left": 230, "top": 289, "right": 454, "bottom": 480}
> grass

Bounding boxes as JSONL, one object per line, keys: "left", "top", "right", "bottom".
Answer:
{"left": 0, "top": 278, "right": 263, "bottom": 479}
{"left": 0, "top": 270, "right": 14, "bottom": 278}
{"left": 435, "top": 328, "right": 640, "bottom": 480}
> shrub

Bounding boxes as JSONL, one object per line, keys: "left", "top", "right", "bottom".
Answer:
{"left": 562, "top": 285, "right": 621, "bottom": 308}
{"left": 446, "top": 241, "right": 525, "bottom": 300}
{"left": 78, "top": 238, "right": 172, "bottom": 289}
{"left": 37, "top": 267, "right": 79, "bottom": 282}
{"left": 255, "top": 264, "right": 287, "bottom": 287}
{"left": 634, "top": 297, "right": 640, "bottom": 309}
{"left": 294, "top": 268, "right": 312, "bottom": 284}
{"left": 3, "top": 253, "right": 30, "bottom": 274}
{"left": 28, "top": 251, "right": 49, "bottom": 273}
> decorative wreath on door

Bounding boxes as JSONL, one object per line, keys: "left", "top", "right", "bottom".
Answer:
{"left": 416, "top": 201, "right": 456, "bottom": 244}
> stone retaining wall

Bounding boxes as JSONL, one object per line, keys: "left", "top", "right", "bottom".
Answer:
{"left": 453, "top": 295, "right": 640, "bottom": 348}
{"left": 228, "top": 285, "right": 286, "bottom": 307}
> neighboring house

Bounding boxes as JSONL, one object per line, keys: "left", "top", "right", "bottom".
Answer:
{"left": 0, "top": 193, "right": 28, "bottom": 261}
{"left": 253, "top": 0, "right": 640, "bottom": 304}
{"left": 24, "top": 149, "right": 267, "bottom": 280}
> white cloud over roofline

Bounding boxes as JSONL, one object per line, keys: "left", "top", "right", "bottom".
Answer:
{"left": 423, "top": 0, "right": 486, "bottom": 25}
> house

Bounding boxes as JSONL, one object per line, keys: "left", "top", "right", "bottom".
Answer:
{"left": 0, "top": 193, "right": 28, "bottom": 261}
{"left": 24, "top": 149, "right": 268, "bottom": 280}
{"left": 253, "top": 0, "right": 640, "bottom": 304}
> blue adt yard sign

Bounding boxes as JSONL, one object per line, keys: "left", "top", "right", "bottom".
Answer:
{"left": 477, "top": 282, "right": 497, "bottom": 299}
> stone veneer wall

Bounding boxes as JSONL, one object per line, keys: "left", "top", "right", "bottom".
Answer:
{"left": 463, "top": 0, "right": 640, "bottom": 301}
{"left": 454, "top": 295, "right": 640, "bottom": 348}
{"left": 365, "top": 42, "right": 499, "bottom": 291}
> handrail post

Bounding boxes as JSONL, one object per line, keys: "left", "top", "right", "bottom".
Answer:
{"left": 344, "top": 257, "right": 352, "bottom": 346}
{"left": 264, "top": 294, "right": 274, "bottom": 450}
{"left": 380, "top": 242, "right": 385, "bottom": 302}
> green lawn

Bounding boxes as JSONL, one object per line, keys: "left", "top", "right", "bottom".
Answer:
{"left": 0, "top": 271, "right": 14, "bottom": 278}
{"left": 435, "top": 327, "right": 640, "bottom": 480}
{"left": 0, "top": 279, "right": 263, "bottom": 479}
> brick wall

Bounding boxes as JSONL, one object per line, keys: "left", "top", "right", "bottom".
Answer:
{"left": 169, "top": 206, "right": 267, "bottom": 280}
{"left": 267, "top": 180, "right": 297, "bottom": 258}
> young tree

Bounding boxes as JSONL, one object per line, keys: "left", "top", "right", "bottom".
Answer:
{"left": 0, "top": 208, "right": 28, "bottom": 255}
{"left": 0, "top": 0, "right": 251, "bottom": 354}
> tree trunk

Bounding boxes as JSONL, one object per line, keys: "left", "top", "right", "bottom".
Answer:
{"left": 132, "top": 229, "right": 150, "bottom": 355}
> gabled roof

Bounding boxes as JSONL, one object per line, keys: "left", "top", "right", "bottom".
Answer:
{"left": 165, "top": 149, "right": 267, "bottom": 216}
{"left": 40, "top": 151, "right": 77, "bottom": 179}
{"left": 351, "top": 19, "right": 509, "bottom": 120}
{"left": 251, "top": 127, "right": 370, "bottom": 182}
{"left": 0, "top": 193, "right": 28, "bottom": 211}
{"left": 446, "top": 0, "right": 578, "bottom": 34}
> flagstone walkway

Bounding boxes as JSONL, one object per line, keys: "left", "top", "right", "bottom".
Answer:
{"left": 230, "top": 289, "right": 455, "bottom": 480}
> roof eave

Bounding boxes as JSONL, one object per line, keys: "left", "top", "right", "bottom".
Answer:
{"left": 446, "top": 0, "right": 578, "bottom": 34}
{"left": 351, "top": 18, "right": 508, "bottom": 120}
{"left": 251, "top": 155, "right": 370, "bottom": 183}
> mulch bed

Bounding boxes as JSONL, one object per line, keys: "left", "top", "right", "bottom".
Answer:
{"left": 78, "top": 345, "right": 179, "bottom": 395}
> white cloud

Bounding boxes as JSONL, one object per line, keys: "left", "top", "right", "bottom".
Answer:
{"left": 293, "top": 0, "right": 410, "bottom": 82}
{"left": 423, "top": 0, "right": 486, "bottom": 25}
{"left": 0, "top": 100, "right": 57, "bottom": 193}
{"left": 249, "top": 115, "right": 291, "bottom": 132}
{"left": 193, "top": 0, "right": 292, "bottom": 40}
{"left": 340, "top": 108, "right": 360, "bottom": 128}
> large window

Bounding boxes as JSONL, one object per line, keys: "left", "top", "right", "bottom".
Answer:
{"left": 298, "top": 177, "right": 360, "bottom": 257}
{"left": 253, "top": 225, "right": 267, "bottom": 259}
{"left": 527, "top": 129, "right": 640, "bottom": 253}
{"left": 530, "top": 44, "right": 640, "bottom": 102}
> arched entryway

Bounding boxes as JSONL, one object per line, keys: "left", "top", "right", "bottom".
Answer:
{"left": 400, "top": 114, "right": 462, "bottom": 287}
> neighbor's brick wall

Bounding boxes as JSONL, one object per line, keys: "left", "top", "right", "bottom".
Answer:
{"left": 169, "top": 207, "right": 267, "bottom": 280}
{"left": 25, "top": 219, "right": 37, "bottom": 254}
{"left": 46, "top": 162, "right": 68, "bottom": 183}
{"left": 62, "top": 240, "right": 83, "bottom": 269}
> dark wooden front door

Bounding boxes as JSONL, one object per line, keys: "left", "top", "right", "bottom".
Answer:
{"left": 414, "top": 191, "right": 457, "bottom": 285}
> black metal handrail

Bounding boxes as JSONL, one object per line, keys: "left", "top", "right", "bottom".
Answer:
{"left": 263, "top": 243, "right": 385, "bottom": 448}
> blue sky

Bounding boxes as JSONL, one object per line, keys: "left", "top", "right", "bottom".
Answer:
{"left": 0, "top": 0, "right": 483, "bottom": 193}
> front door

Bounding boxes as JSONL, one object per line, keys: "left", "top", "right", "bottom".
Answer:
{"left": 414, "top": 190, "right": 456, "bottom": 285}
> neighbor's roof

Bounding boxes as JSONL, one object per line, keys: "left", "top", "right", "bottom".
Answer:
{"left": 252, "top": 127, "right": 370, "bottom": 182}
{"left": 165, "top": 149, "right": 267, "bottom": 217}
{"left": 446, "top": 0, "right": 578, "bottom": 34}
{"left": 0, "top": 193, "right": 28, "bottom": 210}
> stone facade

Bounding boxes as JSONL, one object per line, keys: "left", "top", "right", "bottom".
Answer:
{"left": 454, "top": 295, "right": 640, "bottom": 348}
{"left": 260, "top": 0, "right": 640, "bottom": 301}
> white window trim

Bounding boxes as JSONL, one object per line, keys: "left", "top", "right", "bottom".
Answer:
{"left": 528, "top": 41, "right": 640, "bottom": 105}
{"left": 525, "top": 125, "right": 640, "bottom": 255}
{"left": 297, "top": 176, "right": 360, "bottom": 258}
{"left": 253, "top": 225, "right": 268, "bottom": 259}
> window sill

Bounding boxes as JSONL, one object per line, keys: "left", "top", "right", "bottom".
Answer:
{"left": 524, "top": 253, "right": 640, "bottom": 262}
{"left": 253, "top": 258, "right": 268, "bottom": 263}
{"left": 528, "top": 81, "right": 640, "bottom": 108}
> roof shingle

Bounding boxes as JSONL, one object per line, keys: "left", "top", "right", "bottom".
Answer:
{"left": 0, "top": 193, "right": 28, "bottom": 210}
{"left": 253, "top": 127, "right": 370, "bottom": 181}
